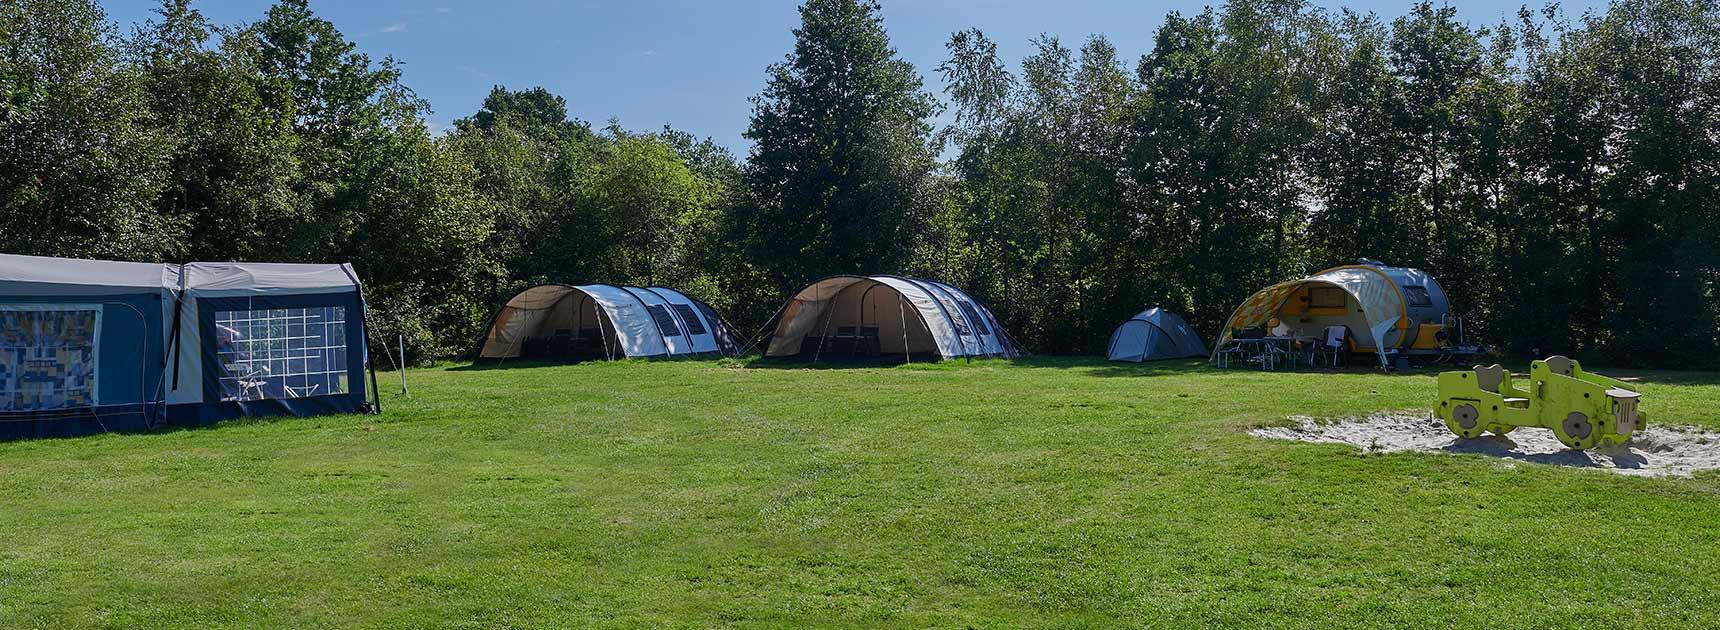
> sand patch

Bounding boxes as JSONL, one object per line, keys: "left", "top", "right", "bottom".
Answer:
{"left": 1252, "top": 411, "right": 1720, "bottom": 478}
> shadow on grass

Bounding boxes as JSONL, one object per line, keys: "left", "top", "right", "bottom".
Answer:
{"left": 1589, "top": 369, "right": 1720, "bottom": 387}
{"left": 729, "top": 353, "right": 940, "bottom": 370}
{"left": 449, "top": 357, "right": 659, "bottom": 372}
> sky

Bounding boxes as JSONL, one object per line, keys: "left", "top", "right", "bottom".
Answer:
{"left": 98, "top": 0, "right": 1607, "bottom": 156}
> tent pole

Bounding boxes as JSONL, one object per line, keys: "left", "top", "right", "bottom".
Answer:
{"left": 596, "top": 300, "right": 613, "bottom": 361}
{"left": 398, "top": 334, "right": 409, "bottom": 396}
{"left": 812, "top": 283, "right": 834, "bottom": 364}
{"left": 900, "top": 295, "right": 910, "bottom": 364}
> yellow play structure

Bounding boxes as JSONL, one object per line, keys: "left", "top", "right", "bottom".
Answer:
{"left": 1435, "top": 356, "right": 1646, "bottom": 449}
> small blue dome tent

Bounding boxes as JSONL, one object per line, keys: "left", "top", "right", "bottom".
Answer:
{"left": 0, "top": 254, "right": 377, "bottom": 439}
{"left": 1106, "top": 308, "right": 1206, "bottom": 362}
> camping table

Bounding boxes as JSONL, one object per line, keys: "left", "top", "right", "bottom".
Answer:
{"left": 1233, "top": 337, "right": 1299, "bottom": 370}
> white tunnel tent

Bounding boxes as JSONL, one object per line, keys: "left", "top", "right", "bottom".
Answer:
{"left": 477, "top": 284, "right": 736, "bottom": 360}
{"left": 763, "top": 275, "right": 1018, "bottom": 361}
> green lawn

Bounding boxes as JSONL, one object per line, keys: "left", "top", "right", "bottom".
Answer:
{"left": 4, "top": 357, "right": 1719, "bottom": 628}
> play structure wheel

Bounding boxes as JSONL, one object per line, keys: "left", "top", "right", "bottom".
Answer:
{"left": 1557, "top": 411, "right": 1593, "bottom": 448}
{"left": 1452, "top": 404, "right": 1478, "bottom": 429}
{"left": 1449, "top": 403, "right": 1483, "bottom": 437}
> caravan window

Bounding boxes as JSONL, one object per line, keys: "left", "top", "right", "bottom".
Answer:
{"left": 215, "top": 307, "right": 347, "bottom": 401}
{"left": 1309, "top": 287, "right": 1347, "bottom": 309}
{"left": 1404, "top": 286, "right": 1433, "bottom": 307}
{"left": 669, "top": 304, "right": 707, "bottom": 335}
{"left": 644, "top": 304, "right": 682, "bottom": 337}
{"left": 1, "top": 307, "right": 99, "bottom": 411}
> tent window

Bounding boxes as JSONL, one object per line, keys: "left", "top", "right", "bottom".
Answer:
{"left": 1309, "top": 287, "right": 1347, "bottom": 308}
{"left": 215, "top": 306, "right": 347, "bottom": 401}
{"left": 940, "top": 299, "right": 971, "bottom": 336}
{"left": 1, "top": 307, "right": 99, "bottom": 411}
{"left": 669, "top": 304, "right": 707, "bottom": 335}
{"left": 1404, "top": 286, "right": 1433, "bottom": 307}
{"left": 644, "top": 304, "right": 682, "bottom": 337}
{"left": 955, "top": 299, "right": 991, "bottom": 335}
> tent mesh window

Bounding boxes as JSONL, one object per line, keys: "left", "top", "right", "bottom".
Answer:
{"left": 0, "top": 308, "right": 98, "bottom": 411}
{"left": 954, "top": 299, "right": 991, "bottom": 336}
{"left": 215, "top": 306, "right": 347, "bottom": 401}
{"left": 668, "top": 304, "right": 707, "bottom": 335}
{"left": 643, "top": 304, "right": 683, "bottom": 337}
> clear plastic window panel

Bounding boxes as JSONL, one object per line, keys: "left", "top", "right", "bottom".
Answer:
{"left": 669, "top": 303, "right": 708, "bottom": 335}
{"left": 216, "top": 306, "right": 347, "bottom": 401}
{"left": 932, "top": 294, "right": 971, "bottom": 336}
{"left": 955, "top": 299, "right": 991, "bottom": 336}
{"left": 644, "top": 304, "right": 683, "bottom": 337}
{"left": 0, "top": 309, "right": 98, "bottom": 411}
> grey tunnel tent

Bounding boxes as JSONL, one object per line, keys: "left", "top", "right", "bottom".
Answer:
{"left": 476, "top": 284, "right": 738, "bottom": 361}
{"left": 1106, "top": 307, "right": 1207, "bottom": 362}
{"left": 762, "top": 275, "right": 1019, "bottom": 361}
{"left": 0, "top": 254, "right": 376, "bottom": 440}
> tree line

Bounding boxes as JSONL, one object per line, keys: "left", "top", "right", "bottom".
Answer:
{"left": 3, "top": 0, "right": 1717, "bottom": 366}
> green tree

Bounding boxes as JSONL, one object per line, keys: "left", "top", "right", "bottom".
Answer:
{"left": 0, "top": 0, "right": 174, "bottom": 260}
{"left": 741, "top": 0, "right": 938, "bottom": 294}
{"left": 129, "top": 0, "right": 301, "bottom": 262}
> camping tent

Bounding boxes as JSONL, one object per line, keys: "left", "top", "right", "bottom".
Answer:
{"left": 762, "top": 275, "right": 1018, "bottom": 361}
{"left": 1210, "top": 260, "right": 1452, "bottom": 367}
{"left": 1107, "top": 308, "right": 1206, "bottom": 362}
{"left": 476, "top": 284, "right": 737, "bottom": 361}
{"left": 0, "top": 254, "right": 375, "bottom": 439}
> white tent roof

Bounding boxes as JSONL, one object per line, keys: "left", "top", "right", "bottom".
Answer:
{"left": 181, "top": 262, "right": 360, "bottom": 296}
{"left": 0, "top": 254, "right": 360, "bottom": 297}
{"left": 0, "top": 253, "right": 178, "bottom": 295}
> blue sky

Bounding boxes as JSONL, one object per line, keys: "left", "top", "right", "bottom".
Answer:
{"left": 99, "top": 0, "right": 1605, "bottom": 155}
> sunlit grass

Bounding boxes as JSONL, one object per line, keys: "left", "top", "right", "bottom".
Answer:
{"left": 2, "top": 357, "right": 1717, "bottom": 627}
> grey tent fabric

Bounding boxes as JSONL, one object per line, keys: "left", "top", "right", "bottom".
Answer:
{"left": 1, "top": 254, "right": 373, "bottom": 439}
{"left": 763, "top": 275, "right": 1018, "bottom": 361}
{"left": 475, "top": 283, "right": 737, "bottom": 360}
{"left": 180, "top": 262, "right": 360, "bottom": 296}
{"left": 0, "top": 253, "right": 179, "bottom": 296}
{"left": 1107, "top": 307, "right": 1206, "bottom": 362}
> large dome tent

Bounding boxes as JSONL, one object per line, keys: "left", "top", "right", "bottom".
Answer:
{"left": 1107, "top": 307, "right": 1206, "bottom": 362}
{"left": 476, "top": 284, "right": 737, "bottom": 361}
{"left": 761, "top": 275, "right": 1019, "bottom": 361}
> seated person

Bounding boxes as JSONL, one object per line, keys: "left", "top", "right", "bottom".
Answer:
{"left": 1269, "top": 318, "right": 1292, "bottom": 338}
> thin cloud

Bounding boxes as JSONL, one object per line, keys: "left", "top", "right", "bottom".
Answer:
{"left": 434, "top": 7, "right": 452, "bottom": 14}
{"left": 382, "top": 22, "right": 407, "bottom": 33}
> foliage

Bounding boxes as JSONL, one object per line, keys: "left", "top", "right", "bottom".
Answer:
{"left": 1, "top": 0, "right": 1716, "bottom": 367}
{"left": 740, "top": 0, "right": 939, "bottom": 299}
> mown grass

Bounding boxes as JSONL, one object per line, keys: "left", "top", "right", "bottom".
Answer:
{"left": 2, "top": 357, "right": 1718, "bottom": 628}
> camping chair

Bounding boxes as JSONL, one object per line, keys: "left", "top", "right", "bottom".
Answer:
{"left": 1316, "top": 326, "right": 1349, "bottom": 368}
{"left": 858, "top": 326, "right": 881, "bottom": 357}
{"left": 549, "top": 328, "right": 575, "bottom": 357}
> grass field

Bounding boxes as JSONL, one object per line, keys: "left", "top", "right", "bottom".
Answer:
{"left": 3, "top": 357, "right": 1719, "bottom": 627}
